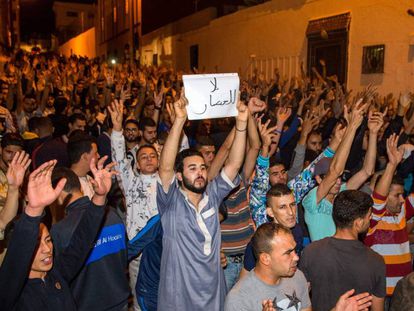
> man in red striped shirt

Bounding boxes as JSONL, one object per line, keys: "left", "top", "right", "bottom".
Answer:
{"left": 365, "top": 134, "right": 414, "bottom": 298}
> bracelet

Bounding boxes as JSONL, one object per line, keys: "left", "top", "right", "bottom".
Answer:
{"left": 236, "top": 127, "right": 247, "bottom": 132}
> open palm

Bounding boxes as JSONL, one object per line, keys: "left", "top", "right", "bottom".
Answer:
{"left": 90, "top": 156, "right": 118, "bottom": 196}
{"left": 26, "top": 160, "right": 67, "bottom": 216}
{"left": 6, "top": 151, "right": 31, "bottom": 188}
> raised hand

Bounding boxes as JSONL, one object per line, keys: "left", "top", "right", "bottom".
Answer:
{"left": 90, "top": 156, "right": 118, "bottom": 197}
{"left": 154, "top": 88, "right": 164, "bottom": 109}
{"left": 248, "top": 97, "right": 266, "bottom": 114}
{"left": 173, "top": 89, "right": 188, "bottom": 120}
{"left": 348, "top": 100, "right": 368, "bottom": 129}
{"left": 301, "top": 110, "right": 320, "bottom": 137}
{"left": 399, "top": 92, "right": 411, "bottom": 109}
{"left": 6, "top": 151, "right": 31, "bottom": 189}
{"left": 386, "top": 133, "right": 404, "bottom": 166}
{"left": 333, "top": 289, "right": 372, "bottom": 311}
{"left": 26, "top": 160, "right": 67, "bottom": 217}
{"left": 257, "top": 118, "right": 278, "bottom": 148}
{"left": 276, "top": 106, "right": 292, "bottom": 125}
{"left": 367, "top": 109, "right": 385, "bottom": 135}
{"left": 107, "top": 99, "right": 124, "bottom": 132}
{"left": 236, "top": 100, "right": 249, "bottom": 123}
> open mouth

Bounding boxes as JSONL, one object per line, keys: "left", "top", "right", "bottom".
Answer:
{"left": 42, "top": 256, "right": 53, "bottom": 265}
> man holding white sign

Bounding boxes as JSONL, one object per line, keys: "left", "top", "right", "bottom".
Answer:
{"left": 183, "top": 73, "right": 240, "bottom": 120}
{"left": 157, "top": 88, "right": 248, "bottom": 310}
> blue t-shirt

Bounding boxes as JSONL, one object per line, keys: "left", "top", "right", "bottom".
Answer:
{"left": 302, "top": 183, "right": 347, "bottom": 242}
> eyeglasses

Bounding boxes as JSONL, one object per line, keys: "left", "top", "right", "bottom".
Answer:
{"left": 125, "top": 128, "right": 138, "bottom": 132}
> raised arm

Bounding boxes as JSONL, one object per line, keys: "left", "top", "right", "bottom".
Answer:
{"left": 0, "top": 151, "right": 30, "bottom": 231}
{"left": 346, "top": 110, "right": 384, "bottom": 190}
{"left": 288, "top": 111, "right": 319, "bottom": 180}
{"left": 56, "top": 156, "right": 115, "bottom": 282}
{"left": 108, "top": 100, "right": 134, "bottom": 188}
{"left": 249, "top": 119, "right": 278, "bottom": 226}
{"left": 242, "top": 98, "right": 265, "bottom": 180}
{"left": 374, "top": 134, "right": 404, "bottom": 197}
{"left": 316, "top": 103, "right": 366, "bottom": 204}
{"left": 159, "top": 91, "right": 187, "bottom": 190}
{"left": 208, "top": 127, "right": 234, "bottom": 181}
{"left": 223, "top": 100, "right": 249, "bottom": 181}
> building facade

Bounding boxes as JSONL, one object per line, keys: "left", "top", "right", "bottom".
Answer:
{"left": 140, "top": 0, "right": 414, "bottom": 94}
{"left": 53, "top": 1, "right": 96, "bottom": 45}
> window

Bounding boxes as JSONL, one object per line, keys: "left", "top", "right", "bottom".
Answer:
{"left": 66, "top": 11, "right": 78, "bottom": 17}
{"left": 362, "top": 45, "right": 385, "bottom": 74}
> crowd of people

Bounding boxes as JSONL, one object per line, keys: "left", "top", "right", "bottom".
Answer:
{"left": 0, "top": 48, "right": 414, "bottom": 311}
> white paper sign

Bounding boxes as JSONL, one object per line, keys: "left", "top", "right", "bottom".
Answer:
{"left": 183, "top": 73, "right": 239, "bottom": 120}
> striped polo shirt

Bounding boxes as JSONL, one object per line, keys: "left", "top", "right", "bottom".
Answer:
{"left": 364, "top": 191, "right": 414, "bottom": 296}
{"left": 220, "top": 185, "right": 255, "bottom": 256}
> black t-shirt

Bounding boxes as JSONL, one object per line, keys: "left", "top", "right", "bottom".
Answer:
{"left": 299, "top": 237, "right": 386, "bottom": 311}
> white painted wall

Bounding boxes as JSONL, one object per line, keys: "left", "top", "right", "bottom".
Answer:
{"left": 141, "top": 0, "right": 414, "bottom": 94}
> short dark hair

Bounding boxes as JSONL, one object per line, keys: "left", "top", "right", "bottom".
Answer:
{"left": 308, "top": 130, "right": 322, "bottom": 138}
{"left": 1, "top": 133, "right": 24, "bottom": 149}
{"left": 174, "top": 148, "right": 203, "bottom": 173}
{"left": 136, "top": 144, "right": 158, "bottom": 157}
{"left": 67, "top": 133, "right": 97, "bottom": 165}
{"left": 269, "top": 158, "right": 285, "bottom": 169}
{"left": 28, "top": 116, "right": 53, "bottom": 132}
{"left": 124, "top": 119, "right": 139, "bottom": 129}
{"left": 68, "top": 113, "right": 86, "bottom": 125}
{"left": 195, "top": 136, "right": 215, "bottom": 151}
{"left": 139, "top": 117, "right": 156, "bottom": 131}
{"left": 51, "top": 167, "right": 81, "bottom": 192}
{"left": 266, "top": 183, "right": 292, "bottom": 202}
{"left": 304, "top": 149, "right": 318, "bottom": 164}
{"left": 391, "top": 175, "right": 405, "bottom": 187}
{"left": 332, "top": 190, "right": 373, "bottom": 229}
{"left": 251, "top": 222, "right": 292, "bottom": 262}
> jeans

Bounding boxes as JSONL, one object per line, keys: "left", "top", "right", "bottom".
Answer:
{"left": 224, "top": 256, "right": 244, "bottom": 290}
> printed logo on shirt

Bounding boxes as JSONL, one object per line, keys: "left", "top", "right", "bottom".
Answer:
{"left": 271, "top": 290, "right": 302, "bottom": 311}
{"left": 86, "top": 223, "right": 126, "bottom": 265}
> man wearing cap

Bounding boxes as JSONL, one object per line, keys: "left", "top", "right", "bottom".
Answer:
{"left": 301, "top": 108, "right": 382, "bottom": 241}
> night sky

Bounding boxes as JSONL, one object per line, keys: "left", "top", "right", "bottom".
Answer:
{"left": 20, "top": 0, "right": 245, "bottom": 41}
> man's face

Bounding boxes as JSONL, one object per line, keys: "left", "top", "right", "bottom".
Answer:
{"left": 199, "top": 145, "right": 216, "bottom": 168}
{"left": 142, "top": 126, "right": 157, "bottom": 144}
{"left": 328, "top": 177, "right": 342, "bottom": 196}
{"left": 137, "top": 147, "right": 158, "bottom": 175}
{"left": 23, "top": 97, "right": 37, "bottom": 113}
{"left": 30, "top": 223, "right": 53, "bottom": 279}
{"left": 69, "top": 119, "right": 86, "bottom": 133}
{"left": 179, "top": 155, "right": 208, "bottom": 194}
{"left": 307, "top": 133, "right": 322, "bottom": 153}
{"left": 269, "top": 164, "right": 288, "bottom": 186}
{"left": 1, "top": 145, "right": 23, "bottom": 167}
{"left": 266, "top": 194, "right": 297, "bottom": 228}
{"left": 84, "top": 143, "right": 99, "bottom": 167}
{"left": 143, "top": 104, "right": 155, "bottom": 118}
{"left": 268, "top": 232, "right": 299, "bottom": 278}
{"left": 124, "top": 123, "right": 139, "bottom": 143}
{"left": 386, "top": 184, "right": 405, "bottom": 214}
{"left": 359, "top": 208, "right": 372, "bottom": 233}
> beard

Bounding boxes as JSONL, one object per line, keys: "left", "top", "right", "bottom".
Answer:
{"left": 125, "top": 135, "right": 139, "bottom": 143}
{"left": 182, "top": 175, "right": 208, "bottom": 194}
